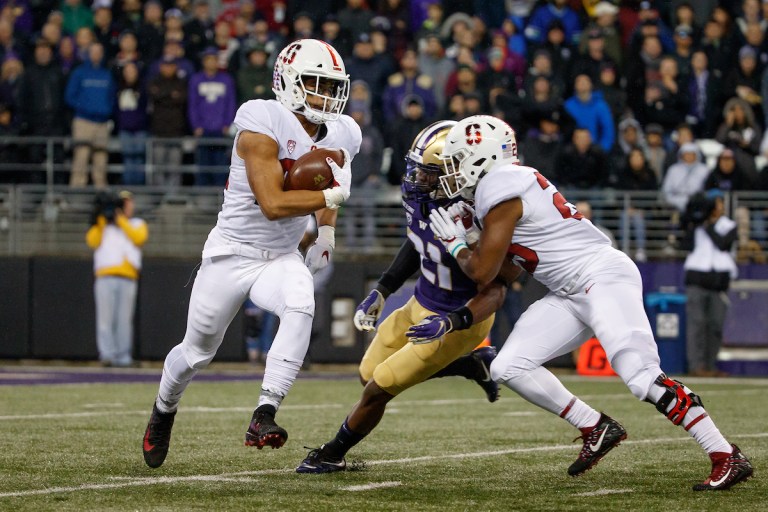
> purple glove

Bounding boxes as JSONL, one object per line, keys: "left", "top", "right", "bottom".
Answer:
{"left": 353, "top": 289, "right": 385, "bottom": 332}
{"left": 406, "top": 314, "right": 454, "bottom": 344}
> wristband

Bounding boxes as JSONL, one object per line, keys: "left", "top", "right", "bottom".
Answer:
{"left": 447, "top": 306, "right": 473, "bottom": 331}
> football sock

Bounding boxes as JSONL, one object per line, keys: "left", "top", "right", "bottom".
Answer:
{"left": 560, "top": 397, "right": 602, "bottom": 430}
{"left": 646, "top": 383, "right": 731, "bottom": 454}
{"left": 259, "top": 310, "right": 313, "bottom": 405}
{"left": 323, "top": 420, "right": 366, "bottom": 459}
{"left": 501, "top": 366, "right": 584, "bottom": 417}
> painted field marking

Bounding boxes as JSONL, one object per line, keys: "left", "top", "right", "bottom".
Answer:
{"left": 1, "top": 432, "right": 764, "bottom": 499}
{"left": 341, "top": 481, "right": 402, "bottom": 492}
{"left": 2, "top": 385, "right": 765, "bottom": 422}
{"left": 573, "top": 488, "right": 634, "bottom": 497}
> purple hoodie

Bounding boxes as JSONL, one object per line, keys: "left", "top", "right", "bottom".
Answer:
{"left": 187, "top": 70, "right": 236, "bottom": 133}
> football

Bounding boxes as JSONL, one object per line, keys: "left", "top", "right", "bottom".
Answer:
{"left": 283, "top": 148, "right": 344, "bottom": 191}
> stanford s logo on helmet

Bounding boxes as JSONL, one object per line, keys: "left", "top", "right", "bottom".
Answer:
{"left": 439, "top": 115, "right": 518, "bottom": 199}
{"left": 272, "top": 39, "right": 350, "bottom": 124}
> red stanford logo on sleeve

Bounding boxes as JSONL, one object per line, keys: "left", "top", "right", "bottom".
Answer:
{"left": 287, "top": 140, "right": 296, "bottom": 154}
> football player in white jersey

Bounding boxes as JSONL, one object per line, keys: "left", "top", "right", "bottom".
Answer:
{"left": 142, "top": 39, "right": 362, "bottom": 468}
{"left": 427, "top": 115, "right": 752, "bottom": 490}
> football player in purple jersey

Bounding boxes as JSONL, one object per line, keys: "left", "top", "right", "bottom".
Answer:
{"left": 296, "top": 120, "right": 521, "bottom": 474}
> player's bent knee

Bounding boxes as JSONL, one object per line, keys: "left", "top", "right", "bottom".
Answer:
{"left": 489, "top": 350, "right": 534, "bottom": 383}
{"left": 371, "top": 363, "right": 401, "bottom": 396}
{"left": 181, "top": 342, "right": 216, "bottom": 370}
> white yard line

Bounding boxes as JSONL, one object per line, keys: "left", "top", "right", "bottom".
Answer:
{"left": 1, "top": 432, "right": 765, "bottom": 499}
{"left": 573, "top": 489, "right": 634, "bottom": 497}
{"left": 340, "top": 481, "right": 402, "bottom": 492}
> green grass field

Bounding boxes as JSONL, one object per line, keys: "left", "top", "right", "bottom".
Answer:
{"left": 1, "top": 369, "right": 765, "bottom": 512}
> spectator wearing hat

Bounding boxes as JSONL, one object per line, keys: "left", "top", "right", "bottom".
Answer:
{"left": 662, "top": 142, "right": 709, "bottom": 212}
{"left": 183, "top": 0, "right": 215, "bottom": 68}
{"left": 187, "top": 46, "right": 236, "bottom": 187}
{"left": 147, "top": 55, "right": 187, "bottom": 187}
{"left": 343, "top": 80, "right": 383, "bottom": 251}
{"left": 116, "top": 61, "right": 148, "bottom": 185}
{"left": 235, "top": 41, "right": 271, "bottom": 103}
{"left": 525, "top": 0, "right": 582, "bottom": 46}
{"left": 564, "top": 73, "right": 614, "bottom": 152}
{"left": 145, "top": 39, "right": 195, "bottom": 81}
{"left": 554, "top": 127, "right": 609, "bottom": 189}
{"left": 16, "top": 36, "right": 67, "bottom": 183}
{"left": 92, "top": 2, "right": 119, "bottom": 61}
{"left": 715, "top": 97, "right": 762, "bottom": 182}
{"left": 62, "top": 0, "right": 93, "bottom": 37}
{"left": 610, "top": 116, "right": 646, "bottom": 183}
{"left": 381, "top": 47, "right": 436, "bottom": 125}
{"left": 65, "top": 42, "right": 115, "bottom": 188}
{"left": 417, "top": 32, "right": 454, "bottom": 111}
{"left": 136, "top": 1, "right": 165, "bottom": 64}
{"left": 319, "top": 14, "right": 352, "bottom": 59}
{"left": 580, "top": 2, "right": 622, "bottom": 67}
{"left": 687, "top": 50, "right": 721, "bottom": 138}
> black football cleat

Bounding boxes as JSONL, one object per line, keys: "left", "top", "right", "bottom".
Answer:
{"left": 296, "top": 445, "right": 347, "bottom": 474}
{"left": 143, "top": 403, "right": 176, "bottom": 468}
{"left": 471, "top": 346, "right": 500, "bottom": 403}
{"left": 693, "top": 444, "right": 753, "bottom": 491}
{"left": 568, "top": 413, "right": 627, "bottom": 476}
{"left": 244, "top": 408, "right": 288, "bottom": 449}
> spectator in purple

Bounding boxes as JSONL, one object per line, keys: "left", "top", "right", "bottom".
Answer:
{"left": 525, "top": 0, "right": 581, "bottom": 47}
{"left": 187, "top": 46, "right": 236, "bottom": 187}
{"left": 58, "top": 35, "right": 78, "bottom": 77}
{"left": 409, "top": 0, "right": 438, "bottom": 33}
{"left": 564, "top": 73, "right": 615, "bottom": 152}
{"left": 381, "top": 47, "right": 436, "bottom": 124}
{"left": 116, "top": 61, "right": 148, "bottom": 185}
{"left": 0, "top": 0, "right": 33, "bottom": 35}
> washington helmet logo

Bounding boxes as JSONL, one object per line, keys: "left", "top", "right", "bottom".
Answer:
{"left": 465, "top": 124, "right": 482, "bottom": 145}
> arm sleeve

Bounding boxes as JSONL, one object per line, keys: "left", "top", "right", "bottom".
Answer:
{"left": 377, "top": 239, "right": 421, "bottom": 296}
{"left": 704, "top": 224, "right": 737, "bottom": 251}
{"left": 85, "top": 218, "right": 105, "bottom": 249}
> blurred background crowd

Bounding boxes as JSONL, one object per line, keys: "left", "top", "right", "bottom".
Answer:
{"left": 1, "top": 0, "right": 768, "bottom": 199}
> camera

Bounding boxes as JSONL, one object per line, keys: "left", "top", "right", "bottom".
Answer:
{"left": 92, "top": 190, "right": 124, "bottom": 224}
{"left": 683, "top": 192, "right": 716, "bottom": 227}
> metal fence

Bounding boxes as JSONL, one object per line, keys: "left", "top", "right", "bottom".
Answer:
{"left": 1, "top": 184, "right": 767, "bottom": 261}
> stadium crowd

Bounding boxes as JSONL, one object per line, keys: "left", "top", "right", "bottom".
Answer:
{"left": 2, "top": 0, "right": 768, "bottom": 202}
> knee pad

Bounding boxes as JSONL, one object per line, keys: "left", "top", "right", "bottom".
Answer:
{"left": 649, "top": 374, "right": 704, "bottom": 425}
{"left": 371, "top": 363, "right": 400, "bottom": 396}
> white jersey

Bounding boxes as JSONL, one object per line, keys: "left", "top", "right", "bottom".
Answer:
{"left": 474, "top": 163, "right": 611, "bottom": 293}
{"left": 215, "top": 99, "right": 361, "bottom": 252}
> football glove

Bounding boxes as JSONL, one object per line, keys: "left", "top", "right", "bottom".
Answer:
{"left": 353, "top": 289, "right": 385, "bottom": 332}
{"left": 429, "top": 206, "right": 468, "bottom": 258}
{"left": 406, "top": 314, "right": 454, "bottom": 344}
{"left": 305, "top": 225, "right": 335, "bottom": 275}
{"left": 322, "top": 147, "right": 352, "bottom": 210}
{"left": 446, "top": 201, "right": 480, "bottom": 245}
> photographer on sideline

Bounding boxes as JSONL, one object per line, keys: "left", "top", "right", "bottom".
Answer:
{"left": 86, "top": 190, "right": 148, "bottom": 367}
{"left": 681, "top": 190, "right": 738, "bottom": 377}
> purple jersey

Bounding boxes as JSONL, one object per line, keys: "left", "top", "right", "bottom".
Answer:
{"left": 403, "top": 196, "right": 478, "bottom": 314}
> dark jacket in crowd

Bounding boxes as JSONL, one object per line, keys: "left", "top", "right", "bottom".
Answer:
{"left": 16, "top": 60, "right": 67, "bottom": 135}
{"left": 116, "top": 83, "right": 148, "bottom": 133}
{"left": 148, "top": 74, "right": 188, "bottom": 137}
{"left": 553, "top": 142, "right": 608, "bottom": 189}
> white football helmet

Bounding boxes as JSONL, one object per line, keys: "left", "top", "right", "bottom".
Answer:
{"left": 438, "top": 115, "right": 519, "bottom": 199}
{"left": 272, "top": 39, "right": 350, "bottom": 124}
